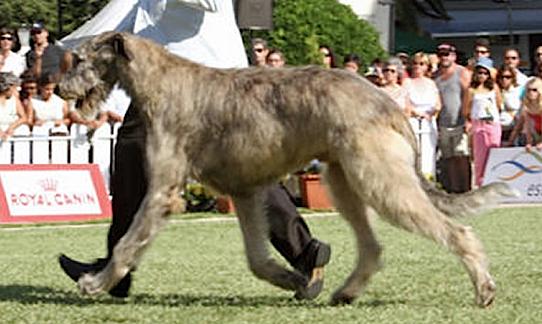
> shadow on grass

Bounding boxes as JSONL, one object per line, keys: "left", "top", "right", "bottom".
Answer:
{"left": 0, "top": 284, "right": 406, "bottom": 308}
{"left": 0, "top": 285, "right": 128, "bottom": 306}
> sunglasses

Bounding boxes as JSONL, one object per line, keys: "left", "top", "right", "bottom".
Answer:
{"left": 0, "top": 35, "right": 13, "bottom": 41}
{"left": 383, "top": 68, "right": 397, "bottom": 73}
{"left": 500, "top": 75, "right": 513, "bottom": 79}
{"left": 475, "top": 49, "right": 489, "bottom": 54}
{"left": 504, "top": 56, "right": 518, "bottom": 60}
{"left": 31, "top": 29, "right": 43, "bottom": 35}
{"left": 477, "top": 70, "right": 489, "bottom": 76}
{"left": 528, "top": 88, "right": 539, "bottom": 93}
{"left": 253, "top": 48, "right": 264, "bottom": 53}
{"left": 412, "top": 62, "right": 426, "bottom": 66}
{"left": 437, "top": 52, "right": 450, "bottom": 57}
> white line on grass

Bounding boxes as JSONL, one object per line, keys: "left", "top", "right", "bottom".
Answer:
{"left": 0, "top": 212, "right": 338, "bottom": 232}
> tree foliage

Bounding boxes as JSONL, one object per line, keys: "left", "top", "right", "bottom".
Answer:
{"left": 1, "top": 0, "right": 385, "bottom": 70}
{"left": 243, "top": 0, "right": 386, "bottom": 69}
{"left": 0, "top": 0, "right": 108, "bottom": 39}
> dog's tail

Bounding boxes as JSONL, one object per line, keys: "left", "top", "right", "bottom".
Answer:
{"left": 419, "top": 172, "right": 519, "bottom": 218}
{"left": 388, "top": 104, "right": 518, "bottom": 218}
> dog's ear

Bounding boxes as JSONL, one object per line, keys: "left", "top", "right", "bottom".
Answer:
{"left": 111, "top": 33, "right": 134, "bottom": 61}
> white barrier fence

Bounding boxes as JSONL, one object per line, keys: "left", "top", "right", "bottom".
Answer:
{"left": 0, "top": 122, "right": 433, "bottom": 194}
{"left": 0, "top": 122, "right": 121, "bottom": 191}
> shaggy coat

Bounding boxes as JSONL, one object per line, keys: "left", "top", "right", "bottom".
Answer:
{"left": 60, "top": 32, "right": 516, "bottom": 307}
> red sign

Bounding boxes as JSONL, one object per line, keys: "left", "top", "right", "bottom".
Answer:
{"left": 0, "top": 164, "right": 111, "bottom": 223}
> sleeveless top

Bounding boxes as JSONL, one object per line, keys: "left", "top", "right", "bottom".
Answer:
{"left": 32, "top": 94, "right": 66, "bottom": 121}
{"left": 470, "top": 90, "right": 499, "bottom": 121}
{"left": 0, "top": 96, "right": 18, "bottom": 130}
{"left": 405, "top": 78, "right": 439, "bottom": 115}
{"left": 435, "top": 66, "right": 464, "bottom": 127}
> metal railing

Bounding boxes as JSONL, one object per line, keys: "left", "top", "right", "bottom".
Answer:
{"left": 0, "top": 122, "right": 121, "bottom": 190}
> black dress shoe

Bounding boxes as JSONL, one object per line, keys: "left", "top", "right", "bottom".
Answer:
{"left": 293, "top": 239, "right": 331, "bottom": 300}
{"left": 58, "top": 254, "right": 132, "bottom": 298}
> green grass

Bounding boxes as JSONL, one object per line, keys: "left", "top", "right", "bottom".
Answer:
{"left": 0, "top": 207, "right": 541, "bottom": 323}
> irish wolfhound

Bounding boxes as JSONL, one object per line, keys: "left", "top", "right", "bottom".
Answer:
{"left": 60, "top": 32, "right": 515, "bottom": 307}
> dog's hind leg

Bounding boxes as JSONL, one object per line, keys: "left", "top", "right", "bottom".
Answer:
{"left": 341, "top": 131, "right": 495, "bottom": 307}
{"left": 325, "top": 163, "right": 383, "bottom": 306}
{"left": 232, "top": 190, "right": 309, "bottom": 294}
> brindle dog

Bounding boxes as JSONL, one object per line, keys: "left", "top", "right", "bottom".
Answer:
{"left": 59, "top": 32, "right": 516, "bottom": 307}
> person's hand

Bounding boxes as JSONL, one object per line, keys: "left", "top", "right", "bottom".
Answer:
{"left": 34, "top": 47, "right": 44, "bottom": 58}
{"left": 526, "top": 144, "right": 532, "bottom": 153}
{"left": 87, "top": 120, "right": 99, "bottom": 129}
{"left": 536, "top": 143, "right": 542, "bottom": 150}
{"left": 464, "top": 121, "right": 472, "bottom": 134}
{"left": 34, "top": 120, "right": 44, "bottom": 126}
{"left": 54, "top": 120, "right": 62, "bottom": 127}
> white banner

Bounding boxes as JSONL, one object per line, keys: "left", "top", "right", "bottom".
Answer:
{"left": 0, "top": 164, "right": 111, "bottom": 223}
{"left": 2, "top": 170, "right": 101, "bottom": 216}
{"left": 483, "top": 147, "right": 542, "bottom": 203}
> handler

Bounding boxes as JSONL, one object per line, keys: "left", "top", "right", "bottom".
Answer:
{"left": 59, "top": 0, "right": 330, "bottom": 299}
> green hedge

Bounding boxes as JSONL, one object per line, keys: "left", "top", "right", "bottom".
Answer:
{"left": 243, "top": 0, "right": 387, "bottom": 70}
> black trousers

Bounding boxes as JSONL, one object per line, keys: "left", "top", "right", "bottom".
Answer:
{"left": 106, "top": 105, "right": 313, "bottom": 268}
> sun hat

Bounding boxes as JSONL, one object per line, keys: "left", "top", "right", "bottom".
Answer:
{"left": 436, "top": 43, "right": 456, "bottom": 55}
{"left": 475, "top": 57, "right": 494, "bottom": 72}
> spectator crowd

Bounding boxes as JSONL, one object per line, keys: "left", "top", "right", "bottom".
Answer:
{"left": 0, "top": 24, "right": 127, "bottom": 141}
{"left": 351, "top": 39, "right": 541, "bottom": 192}
{"left": 1, "top": 21, "right": 541, "bottom": 193}
{"left": 249, "top": 37, "right": 542, "bottom": 193}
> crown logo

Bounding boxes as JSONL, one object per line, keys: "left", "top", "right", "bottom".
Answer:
{"left": 39, "top": 179, "right": 58, "bottom": 192}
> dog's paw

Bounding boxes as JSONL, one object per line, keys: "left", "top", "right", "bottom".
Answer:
{"left": 476, "top": 279, "right": 496, "bottom": 308}
{"left": 78, "top": 273, "right": 105, "bottom": 296}
{"left": 329, "top": 291, "right": 357, "bottom": 306}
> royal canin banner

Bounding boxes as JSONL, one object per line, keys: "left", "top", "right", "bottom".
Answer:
{"left": 0, "top": 164, "right": 111, "bottom": 223}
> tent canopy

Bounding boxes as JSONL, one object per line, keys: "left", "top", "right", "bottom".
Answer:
{"left": 61, "top": 0, "right": 139, "bottom": 48}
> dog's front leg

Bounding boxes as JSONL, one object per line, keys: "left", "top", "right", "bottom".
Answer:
{"left": 79, "top": 145, "right": 188, "bottom": 296}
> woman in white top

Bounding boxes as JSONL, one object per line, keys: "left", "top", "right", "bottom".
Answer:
{"left": 381, "top": 57, "right": 410, "bottom": 116}
{"left": 0, "top": 72, "right": 27, "bottom": 140}
{"left": 32, "top": 74, "right": 69, "bottom": 134}
{"left": 496, "top": 64, "right": 522, "bottom": 143}
{"left": 0, "top": 28, "right": 26, "bottom": 77}
{"left": 404, "top": 52, "right": 442, "bottom": 178}
{"left": 462, "top": 57, "right": 502, "bottom": 187}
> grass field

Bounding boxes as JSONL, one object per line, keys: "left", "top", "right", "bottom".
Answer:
{"left": 0, "top": 207, "right": 541, "bottom": 323}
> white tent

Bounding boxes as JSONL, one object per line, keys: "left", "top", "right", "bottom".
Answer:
{"left": 61, "top": 0, "right": 139, "bottom": 48}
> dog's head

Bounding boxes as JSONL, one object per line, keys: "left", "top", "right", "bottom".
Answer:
{"left": 60, "top": 32, "right": 134, "bottom": 117}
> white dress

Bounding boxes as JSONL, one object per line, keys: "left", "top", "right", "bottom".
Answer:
{"left": 405, "top": 78, "right": 440, "bottom": 178}
{"left": 0, "top": 96, "right": 18, "bottom": 131}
